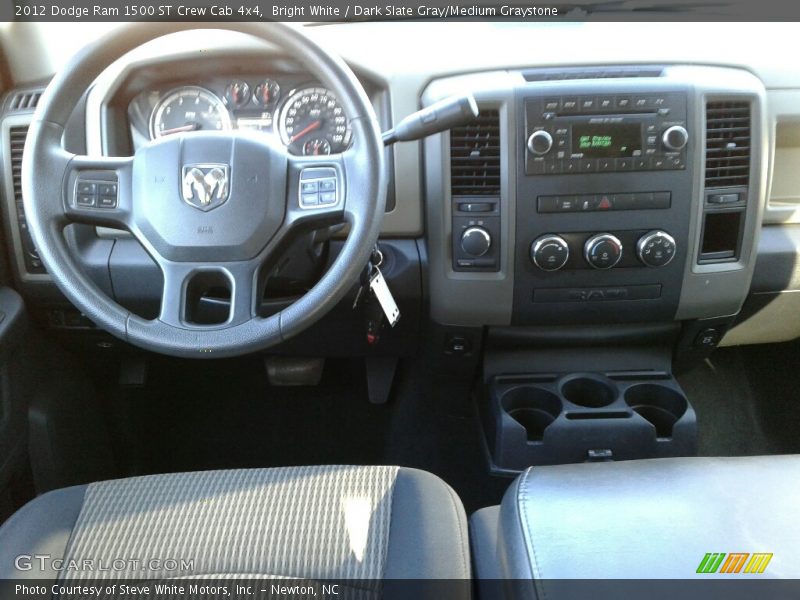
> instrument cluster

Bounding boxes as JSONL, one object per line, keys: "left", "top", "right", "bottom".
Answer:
{"left": 127, "top": 75, "right": 353, "bottom": 156}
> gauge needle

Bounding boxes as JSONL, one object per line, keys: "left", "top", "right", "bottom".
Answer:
{"left": 160, "top": 123, "right": 199, "bottom": 135}
{"left": 290, "top": 120, "right": 322, "bottom": 143}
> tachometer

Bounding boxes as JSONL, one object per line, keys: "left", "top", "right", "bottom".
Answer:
{"left": 150, "top": 86, "right": 232, "bottom": 139}
{"left": 278, "top": 86, "right": 352, "bottom": 155}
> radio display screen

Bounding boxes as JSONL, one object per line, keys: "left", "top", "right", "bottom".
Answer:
{"left": 572, "top": 123, "right": 641, "bottom": 158}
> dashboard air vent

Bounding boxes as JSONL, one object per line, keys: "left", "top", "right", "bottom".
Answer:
{"left": 8, "top": 124, "right": 46, "bottom": 275}
{"left": 705, "top": 101, "right": 751, "bottom": 188}
{"left": 522, "top": 66, "right": 664, "bottom": 82}
{"left": 10, "top": 126, "right": 28, "bottom": 203}
{"left": 10, "top": 91, "right": 42, "bottom": 111}
{"left": 450, "top": 109, "right": 501, "bottom": 197}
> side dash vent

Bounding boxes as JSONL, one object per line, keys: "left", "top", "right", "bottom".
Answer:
{"left": 705, "top": 101, "right": 751, "bottom": 189}
{"left": 450, "top": 109, "right": 501, "bottom": 197}
{"left": 9, "top": 90, "right": 42, "bottom": 112}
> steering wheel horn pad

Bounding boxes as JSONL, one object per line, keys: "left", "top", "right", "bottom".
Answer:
{"left": 22, "top": 23, "right": 386, "bottom": 357}
{"left": 132, "top": 132, "right": 288, "bottom": 263}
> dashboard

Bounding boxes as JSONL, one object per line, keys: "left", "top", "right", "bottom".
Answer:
{"left": 4, "top": 23, "right": 800, "bottom": 351}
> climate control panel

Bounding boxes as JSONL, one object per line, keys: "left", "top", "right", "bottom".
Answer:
{"left": 530, "top": 230, "right": 677, "bottom": 271}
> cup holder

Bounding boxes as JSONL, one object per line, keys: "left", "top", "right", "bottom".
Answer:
{"left": 561, "top": 375, "right": 616, "bottom": 408}
{"left": 502, "top": 387, "right": 562, "bottom": 442}
{"left": 625, "top": 384, "right": 688, "bottom": 438}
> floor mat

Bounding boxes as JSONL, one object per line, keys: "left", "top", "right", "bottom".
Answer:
{"left": 677, "top": 343, "right": 800, "bottom": 457}
{"left": 118, "top": 356, "right": 389, "bottom": 475}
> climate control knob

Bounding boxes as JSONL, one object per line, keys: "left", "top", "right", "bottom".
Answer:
{"left": 661, "top": 125, "right": 689, "bottom": 151}
{"left": 584, "top": 234, "right": 623, "bottom": 269}
{"left": 637, "top": 230, "right": 677, "bottom": 267}
{"left": 527, "top": 130, "right": 554, "bottom": 156}
{"left": 460, "top": 226, "right": 492, "bottom": 257}
{"left": 531, "top": 234, "right": 569, "bottom": 271}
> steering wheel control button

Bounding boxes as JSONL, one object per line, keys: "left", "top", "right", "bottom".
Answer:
{"left": 77, "top": 181, "right": 96, "bottom": 195}
{"left": 460, "top": 226, "right": 492, "bottom": 257}
{"left": 637, "top": 230, "right": 677, "bottom": 267}
{"left": 531, "top": 234, "right": 570, "bottom": 271}
{"left": 584, "top": 233, "right": 623, "bottom": 269}
{"left": 299, "top": 168, "right": 338, "bottom": 209}
{"left": 75, "top": 177, "right": 118, "bottom": 210}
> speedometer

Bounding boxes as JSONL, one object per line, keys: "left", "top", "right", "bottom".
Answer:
{"left": 150, "top": 86, "right": 232, "bottom": 139}
{"left": 278, "top": 86, "right": 352, "bottom": 155}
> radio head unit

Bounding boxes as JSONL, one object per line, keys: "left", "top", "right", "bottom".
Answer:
{"left": 525, "top": 92, "right": 688, "bottom": 175}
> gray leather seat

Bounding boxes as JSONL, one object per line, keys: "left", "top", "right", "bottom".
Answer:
{"left": 0, "top": 465, "right": 469, "bottom": 593}
{"left": 472, "top": 456, "right": 800, "bottom": 598}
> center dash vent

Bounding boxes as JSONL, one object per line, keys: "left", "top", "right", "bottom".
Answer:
{"left": 705, "top": 101, "right": 751, "bottom": 188}
{"left": 450, "top": 109, "right": 500, "bottom": 197}
{"left": 9, "top": 90, "right": 42, "bottom": 112}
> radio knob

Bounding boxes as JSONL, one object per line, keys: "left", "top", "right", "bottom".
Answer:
{"left": 527, "top": 130, "right": 554, "bottom": 156}
{"left": 461, "top": 227, "right": 492, "bottom": 257}
{"left": 531, "top": 234, "right": 569, "bottom": 271}
{"left": 662, "top": 125, "right": 689, "bottom": 151}
{"left": 637, "top": 230, "right": 677, "bottom": 267}
{"left": 584, "top": 234, "right": 623, "bottom": 269}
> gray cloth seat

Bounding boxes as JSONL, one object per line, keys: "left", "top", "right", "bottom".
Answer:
{"left": 0, "top": 465, "right": 469, "bottom": 595}
{"left": 472, "top": 456, "right": 800, "bottom": 599}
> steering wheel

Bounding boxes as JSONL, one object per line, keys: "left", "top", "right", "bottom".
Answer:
{"left": 22, "top": 23, "right": 386, "bottom": 357}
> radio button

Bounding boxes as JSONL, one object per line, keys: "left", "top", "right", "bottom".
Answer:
{"left": 615, "top": 158, "right": 633, "bottom": 170}
{"left": 580, "top": 97, "right": 596, "bottom": 111}
{"left": 634, "top": 157, "right": 650, "bottom": 170}
{"left": 528, "top": 130, "right": 554, "bottom": 156}
{"left": 633, "top": 97, "right": 648, "bottom": 109}
{"left": 652, "top": 157, "right": 670, "bottom": 169}
{"left": 599, "top": 97, "right": 615, "bottom": 110}
{"left": 563, "top": 159, "right": 581, "bottom": 173}
{"left": 544, "top": 98, "right": 560, "bottom": 111}
{"left": 670, "top": 156, "right": 686, "bottom": 169}
{"left": 562, "top": 98, "right": 579, "bottom": 113}
{"left": 546, "top": 160, "right": 562, "bottom": 174}
{"left": 598, "top": 159, "right": 614, "bottom": 172}
{"left": 616, "top": 97, "right": 631, "bottom": 109}
{"left": 580, "top": 159, "right": 597, "bottom": 172}
{"left": 662, "top": 125, "right": 689, "bottom": 151}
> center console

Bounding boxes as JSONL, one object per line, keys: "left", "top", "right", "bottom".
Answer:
{"left": 423, "top": 65, "right": 767, "bottom": 469}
